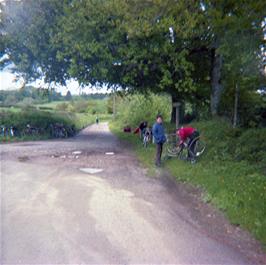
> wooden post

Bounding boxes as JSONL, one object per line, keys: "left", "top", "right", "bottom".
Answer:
{"left": 173, "top": 102, "right": 181, "bottom": 129}
{"left": 233, "top": 83, "right": 239, "bottom": 128}
{"left": 113, "top": 93, "right": 116, "bottom": 118}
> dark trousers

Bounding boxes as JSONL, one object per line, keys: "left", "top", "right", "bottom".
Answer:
{"left": 155, "top": 143, "right": 163, "bottom": 165}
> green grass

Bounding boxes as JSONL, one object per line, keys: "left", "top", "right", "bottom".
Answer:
{"left": 0, "top": 106, "right": 22, "bottom": 113}
{"left": 0, "top": 134, "right": 51, "bottom": 143}
{"left": 110, "top": 119, "right": 266, "bottom": 247}
{"left": 35, "top": 101, "right": 67, "bottom": 110}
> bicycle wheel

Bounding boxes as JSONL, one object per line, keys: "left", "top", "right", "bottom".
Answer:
{"left": 166, "top": 134, "right": 182, "bottom": 157}
{"left": 179, "top": 147, "right": 188, "bottom": 160}
{"left": 188, "top": 137, "right": 206, "bottom": 158}
{"left": 143, "top": 136, "right": 148, "bottom": 148}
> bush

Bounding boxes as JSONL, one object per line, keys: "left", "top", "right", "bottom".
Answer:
{"left": 191, "top": 118, "right": 266, "bottom": 167}
{"left": 220, "top": 88, "right": 266, "bottom": 128}
{"left": 56, "top": 102, "right": 69, "bottom": 111}
{"left": 16, "top": 97, "right": 35, "bottom": 107}
{"left": 0, "top": 110, "right": 69, "bottom": 130}
{"left": 116, "top": 93, "right": 172, "bottom": 127}
{"left": 71, "top": 100, "right": 89, "bottom": 113}
{"left": 234, "top": 128, "right": 266, "bottom": 165}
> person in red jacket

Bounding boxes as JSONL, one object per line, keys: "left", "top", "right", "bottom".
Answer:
{"left": 176, "top": 126, "right": 200, "bottom": 159}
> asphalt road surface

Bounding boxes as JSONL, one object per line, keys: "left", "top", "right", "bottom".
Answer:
{"left": 1, "top": 123, "right": 265, "bottom": 264}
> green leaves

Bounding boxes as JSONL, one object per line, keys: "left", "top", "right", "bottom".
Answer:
{"left": 1, "top": 0, "right": 265, "bottom": 123}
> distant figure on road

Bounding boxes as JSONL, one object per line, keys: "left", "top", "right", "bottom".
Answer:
{"left": 152, "top": 115, "right": 166, "bottom": 167}
{"left": 96, "top": 117, "right": 99, "bottom": 124}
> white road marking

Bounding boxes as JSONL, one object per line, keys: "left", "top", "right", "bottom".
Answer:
{"left": 105, "top": 152, "right": 114, "bottom": 155}
{"left": 79, "top": 168, "right": 103, "bottom": 174}
{"left": 72, "top": 151, "right": 82, "bottom": 155}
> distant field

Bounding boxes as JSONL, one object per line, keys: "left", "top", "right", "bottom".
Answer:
{"left": 0, "top": 106, "right": 22, "bottom": 113}
{"left": 35, "top": 101, "right": 67, "bottom": 110}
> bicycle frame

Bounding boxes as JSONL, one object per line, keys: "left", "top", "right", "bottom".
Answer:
{"left": 166, "top": 134, "right": 206, "bottom": 161}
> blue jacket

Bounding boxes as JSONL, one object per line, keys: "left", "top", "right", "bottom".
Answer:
{"left": 152, "top": 122, "right": 166, "bottom": 144}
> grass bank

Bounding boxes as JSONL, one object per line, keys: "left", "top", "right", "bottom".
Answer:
{"left": 110, "top": 119, "right": 266, "bottom": 247}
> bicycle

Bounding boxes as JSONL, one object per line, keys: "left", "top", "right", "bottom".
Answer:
{"left": 142, "top": 128, "right": 152, "bottom": 148}
{"left": 23, "top": 124, "right": 40, "bottom": 136}
{"left": 0, "top": 125, "right": 18, "bottom": 137}
{"left": 50, "top": 123, "right": 68, "bottom": 138}
{"left": 166, "top": 133, "right": 206, "bottom": 163}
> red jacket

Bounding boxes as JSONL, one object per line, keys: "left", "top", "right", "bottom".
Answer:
{"left": 177, "top": 127, "right": 196, "bottom": 144}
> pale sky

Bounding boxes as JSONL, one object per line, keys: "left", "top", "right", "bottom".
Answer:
{"left": 0, "top": 69, "right": 109, "bottom": 95}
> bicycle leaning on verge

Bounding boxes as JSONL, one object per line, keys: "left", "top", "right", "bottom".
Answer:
{"left": 165, "top": 133, "right": 206, "bottom": 163}
{"left": 142, "top": 127, "right": 152, "bottom": 148}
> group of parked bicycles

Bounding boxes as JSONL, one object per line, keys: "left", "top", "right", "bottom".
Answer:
{"left": 0, "top": 123, "right": 76, "bottom": 138}
{"left": 49, "top": 123, "right": 75, "bottom": 138}
{"left": 1, "top": 125, "right": 19, "bottom": 137}
{"left": 139, "top": 127, "right": 206, "bottom": 163}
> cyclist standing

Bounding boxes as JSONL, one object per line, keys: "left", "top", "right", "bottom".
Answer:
{"left": 152, "top": 115, "right": 166, "bottom": 167}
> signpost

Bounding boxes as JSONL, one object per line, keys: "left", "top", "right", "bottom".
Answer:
{"left": 173, "top": 102, "right": 181, "bottom": 129}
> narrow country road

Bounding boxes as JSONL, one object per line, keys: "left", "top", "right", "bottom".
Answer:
{"left": 0, "top": 123, "right": 265, "bottom": 264}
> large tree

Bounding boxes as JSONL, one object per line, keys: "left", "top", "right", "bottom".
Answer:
{"left": 56, "top": 0, "right": 200, "bottom": 122}
{"left": 0, "top": 0, "right": 70, "bottom": 84}
{"left": 195, "top": 0, "right": 266, "bottom": 115}
{"left": 1, "top": 0, "right": 265, "bottom": 121}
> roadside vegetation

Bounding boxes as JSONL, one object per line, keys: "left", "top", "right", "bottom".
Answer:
{"left": 110, "top": 93, "right": 266, "bottom": 247}
{"left": 0, "top": 90, "right": 111, "bottom": 142}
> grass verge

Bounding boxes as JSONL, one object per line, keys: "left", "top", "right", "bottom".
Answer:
{"left": 110, "top": 119, "right": 266, "bottom": 247}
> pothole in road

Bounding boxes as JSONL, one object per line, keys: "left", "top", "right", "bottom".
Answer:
{"left": 79, "top": 168, "right": 104, "bottom": 174}
{"left": 18, "top": 156, "right": 30, "bottom": 162}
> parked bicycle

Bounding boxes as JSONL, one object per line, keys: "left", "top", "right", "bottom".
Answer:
{"left": 50, "top": 123, "right": 68, "bottom": 138}
{"left": 1, "top": 125, "right": 19, "bottom": 137}
{"left": 166, "top": 133, "right": 206, "bottom": 163}
{"left": 142, "top": 127, "right": 152, "bottom": 148}
{"left": 23, "top": 124, "right": 40, "bottom": 136}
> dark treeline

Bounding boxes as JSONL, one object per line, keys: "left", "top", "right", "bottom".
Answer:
{"left": 0, "top": 86, "right": 109, "bottom": 107}
{"left": 0, "top": 86, "right": 63, "bottom": 106}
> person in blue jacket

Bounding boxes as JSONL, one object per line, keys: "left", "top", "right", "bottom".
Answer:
{"left": 152, "top": 114, "right": 166, "bottom": 167}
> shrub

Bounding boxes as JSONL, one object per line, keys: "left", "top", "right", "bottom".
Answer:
{"left": 116, "top": 93, "right": 171, "bottom": 127}
{"left": 56, "top": 102, "right": 69, "bottom": 111}
{"left": 0, "top": 110, "right": 75, "bottom": 134}
{"left": 71, "top": 100, "right": 89, "bottom": 113}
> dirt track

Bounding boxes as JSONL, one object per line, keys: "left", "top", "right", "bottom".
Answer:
{"left": 1, "top": 122, "right": 265, "bottom": 264}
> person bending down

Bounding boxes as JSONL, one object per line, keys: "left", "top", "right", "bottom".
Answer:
{"left": 176, "top": 126, "right": 200, "bottom": 160}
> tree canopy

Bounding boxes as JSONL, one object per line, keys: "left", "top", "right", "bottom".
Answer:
{"left": 1, "top": 0, "right": 265, "bottom": 123}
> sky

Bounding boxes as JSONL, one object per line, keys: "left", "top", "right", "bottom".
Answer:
{"left": 0, "top": 69, "right": 109, "bottom": 95}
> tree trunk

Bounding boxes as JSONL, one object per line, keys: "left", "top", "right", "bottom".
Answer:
{"left": 233, "top": 83, "right": 239, "bottom": 128}
{"left": 210, "top": 48, "right": 223, "bottom": 116}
